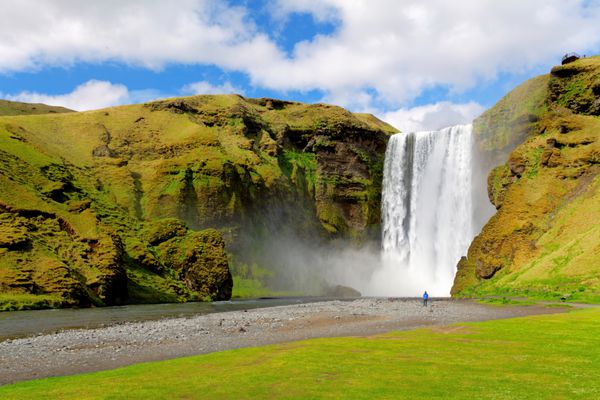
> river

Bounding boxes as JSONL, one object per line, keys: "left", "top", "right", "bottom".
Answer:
{"left": 0, "top": 297, "right": 336, "bottom": 340}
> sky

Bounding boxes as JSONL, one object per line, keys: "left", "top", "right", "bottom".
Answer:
{"left": 1, "top": 0, "right": 600, "bottom": 132}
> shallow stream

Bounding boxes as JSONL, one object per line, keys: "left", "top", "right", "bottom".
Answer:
{"left": 0, "top": 297, "right": 336, "bottom": 340}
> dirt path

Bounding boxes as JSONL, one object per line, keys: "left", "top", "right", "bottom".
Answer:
{"left": 0, "top": 298, "right": 568, "bottom": 385}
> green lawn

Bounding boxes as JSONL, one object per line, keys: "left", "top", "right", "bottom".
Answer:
{"left": 231, "top": 276, "right": 300, "bottom": 299}
{"left": 1, "top": 308, "right": 599, "bottom": 399}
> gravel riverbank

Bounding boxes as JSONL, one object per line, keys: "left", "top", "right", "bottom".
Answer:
{"left": 0, "top": 298, "right": 564, "bottom": 384}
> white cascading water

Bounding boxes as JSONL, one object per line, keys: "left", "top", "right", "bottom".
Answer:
{"left": 366, "top": 124, "right": 475, "bottom": 296}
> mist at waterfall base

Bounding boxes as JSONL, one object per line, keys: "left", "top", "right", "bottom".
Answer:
{"left": 232, "top": 123, "right": 495, "bottom": 298}
{"left": 231, "top": 196, "right": 382, "bottom": 296}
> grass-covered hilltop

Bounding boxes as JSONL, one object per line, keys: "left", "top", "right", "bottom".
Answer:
{"left": 453, "top": 55, "right": 600, "bottom": 303}
{"left": 0, "top": 95, "right": 396, "bottom": 310}
{"left": 0, "top": 99, "right": 74, "bottom": 117}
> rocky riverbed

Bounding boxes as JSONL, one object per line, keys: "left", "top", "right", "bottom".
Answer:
{"left": 0, "top": 298, "right": 564, "bottom": 384}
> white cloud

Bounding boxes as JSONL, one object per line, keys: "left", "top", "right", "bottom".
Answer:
{"left": 2, "top": 79, "right": 246, "bottom": 111}
{"left": 4, "top": 80, "right": 130, "bottom": 111}
{"left": 267, "top": 0, "right": 339, "bottom": 23}
{"left": 1, "top": 0, "right": 600, "bottom": 110}
{"left": 321, "top": 88, "right": 379, "bottom": 114}
{"left": 181, "top": 81, "right": 244, "bottom": 95}
{"left": 262, "top": 0, "right": 600, "bottom": 107}
{"left": 381, "top": 101, "right": 485, "bottom": 132}
{"left": 0, "top": 0, "right": 283, "bottom": 73}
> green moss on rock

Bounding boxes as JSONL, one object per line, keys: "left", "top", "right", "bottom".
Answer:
{"left": 0, "top": 94, "right": 395, "bottom": 309}
{"left": 453, "top": 56, "right": 600, "bottom": 303}
{"left": 165, "top": 229, "right": 232, "bottom": 300}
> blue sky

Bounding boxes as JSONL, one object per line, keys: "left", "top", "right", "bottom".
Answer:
{"left": 1, "top": 0, "right": 600, "bottom": 132}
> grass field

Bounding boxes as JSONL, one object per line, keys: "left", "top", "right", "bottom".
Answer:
{"left": 0, "top": 307, "right": 598, "bottom": 399}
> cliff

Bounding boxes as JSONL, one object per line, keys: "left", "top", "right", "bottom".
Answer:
{"left": 0, "top": 96, "right": 396, "bottom": 310}
{"left": 453, "top": 56, "right": 600, "bottom": 303}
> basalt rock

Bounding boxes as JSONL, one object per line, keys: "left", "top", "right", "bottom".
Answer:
{"left": 145, "top": 220, "right": 232, "bottom": 301}
{"left": 0, "top": 205, "right": 127, "bottom": 308}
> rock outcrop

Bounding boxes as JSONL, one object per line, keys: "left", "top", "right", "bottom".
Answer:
{"left": 452, "top": 56, "right": 600, "bottom": 302}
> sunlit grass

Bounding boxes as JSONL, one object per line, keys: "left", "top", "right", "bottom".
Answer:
{"left": 1, "top": 308, "right": 598, "bottom": 399}
{"left": 0, "top": 293, "right": 63, "bottom": 311}
{"left": 231, "top": 276, "right": 298, "bottom": 299}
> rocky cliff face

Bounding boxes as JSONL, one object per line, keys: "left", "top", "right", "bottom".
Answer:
{"left": 453, "top": 56, "right": 600, "bottom": 302}
{"left": 0, "top": 96, "right": 395, "bottom": 309}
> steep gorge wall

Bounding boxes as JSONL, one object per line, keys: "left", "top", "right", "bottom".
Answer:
{"left": 453, "top": 56, "right": 600, "bottom": 302}
{"left": 0, "top": 96, "right": 395, "bottom": 309}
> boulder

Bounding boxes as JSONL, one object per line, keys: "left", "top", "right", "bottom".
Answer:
{"left": 155, "top": 227, "right": 233, "bottom": 301}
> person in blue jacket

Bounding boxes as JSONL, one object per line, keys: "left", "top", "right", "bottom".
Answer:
{"left": 423, "top": 291, "right": 429, "bottom": 306}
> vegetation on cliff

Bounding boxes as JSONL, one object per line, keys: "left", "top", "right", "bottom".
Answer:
{"left": 453, "top": 56, "right": 600, "bottom": 302}
{"left": 0, "top": 97, "right": 395, "bottom": 310}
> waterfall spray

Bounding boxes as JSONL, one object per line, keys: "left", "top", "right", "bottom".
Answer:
{"left": 368, "top": 124, "right": 475, "bottom": 296}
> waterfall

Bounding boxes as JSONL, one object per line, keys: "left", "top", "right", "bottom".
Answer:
{"left": 369, "top": 124, "right": 475, "bottom": 296}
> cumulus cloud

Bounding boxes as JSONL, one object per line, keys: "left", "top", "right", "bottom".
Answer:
{"left": 263, "top": 0, "right": 600, "bottom": 106}
{"left": 1, "top": 1, "right": 600, "bottom": 110}
{"left": 181, "top": 80, "right": 244, "bottom": 95}
{"left": 267, "top": 0, "right": 339, "bottom": 24}
{"left": 2, "top": 79, "right": 247, "bottom": 111}
{"left": 3, "top": 80, "right": 130, "bottom": 111}
{"left": 381, "top": 101, "right": 486, "bottom": 133}
{"left": 0, "top": 0, "right": 282, "bottom": 73}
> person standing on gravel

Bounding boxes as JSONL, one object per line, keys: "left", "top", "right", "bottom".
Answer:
{"left": 423, "top": 291, "right": 429, "bottom": 307}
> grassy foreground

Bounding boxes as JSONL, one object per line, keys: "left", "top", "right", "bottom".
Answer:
{"left": 1, "top": 308, "right": 599, "bottom": 399}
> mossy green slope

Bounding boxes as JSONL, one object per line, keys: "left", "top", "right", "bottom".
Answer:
{"left": 0, "top": 99, "right": 74, "bottom": 116}
{"left": 0, "top": 95, "right": 396, "bottom": 309}
{"left": 472, "top": 74, "right": 549, "bottom": 168}
{"left": 453, "top": 56, "right": 600, "bottom": 302}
